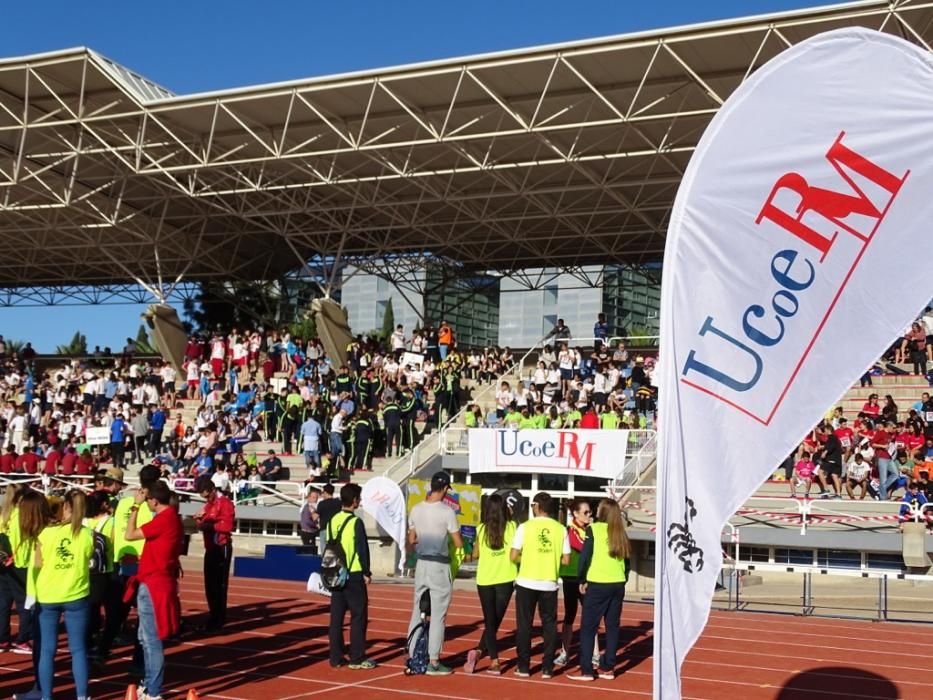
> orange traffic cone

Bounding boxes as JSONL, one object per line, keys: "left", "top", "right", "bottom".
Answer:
{"left": 186, "top": 690, "right": 201, "bottom": 700}
{"left": 124, "top": 685, "right": 138, "bottom": 700}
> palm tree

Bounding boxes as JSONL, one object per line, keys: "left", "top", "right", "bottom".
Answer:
{"left": 56, "top": 331, "right": 88, "bottom": 355}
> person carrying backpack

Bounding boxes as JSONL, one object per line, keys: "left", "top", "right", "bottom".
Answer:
{"left": 326, "top": 483, "right": 376, "bottom": 670}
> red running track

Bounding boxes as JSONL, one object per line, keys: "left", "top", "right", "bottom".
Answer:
{"left": 1, "top": 572, "right": 928, "bottom": 699}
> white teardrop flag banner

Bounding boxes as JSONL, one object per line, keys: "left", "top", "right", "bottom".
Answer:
{"left": 655, "top": 28, "right": 933, "bottom": 699}
{"left": 361, "top": 476, "right": 408, "bottom": 573}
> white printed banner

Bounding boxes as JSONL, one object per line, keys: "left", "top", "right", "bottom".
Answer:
{"left": 468, "top": 428, "right": 630, "bottom": 479}
{"left": 85, "top": 427, "right": 110, "bottom": 446}
{"left": 361, "top": 476, "right": 407, "bottom": 574}
{"left": 655, "top": 28, "right": 933, "bottom": 699}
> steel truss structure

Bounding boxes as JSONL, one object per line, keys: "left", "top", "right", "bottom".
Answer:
{"left": 1, "top": 0, "right": 932, "bottom": 304}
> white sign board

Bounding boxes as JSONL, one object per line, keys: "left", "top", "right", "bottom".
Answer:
{"left": 85, "top": 427, "right": 110, "bottom": 446}
{"left": 468, "top": 428, "right": 629, "bottom": 480}
{"left": 400, "top": 351, "right": 425, "bottom": 369}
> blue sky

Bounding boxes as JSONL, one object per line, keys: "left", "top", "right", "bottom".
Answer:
{"left": 0, "top": 0, "right": 847, "bottom": 351}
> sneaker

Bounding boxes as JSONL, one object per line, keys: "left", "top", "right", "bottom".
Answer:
{"left": 553, "top": 650, "right": 568, "bottom": 667}
{"left": 464, "top": 649, "right": 478, "bottom": 674}
{"left": 11, "top": 641, "right": 31, "bottom": 655}
{"left": 348, "top": 659, "right": 377, "bottom": 670}
{"left": 568, "top": 673, "right": 596, "bottom": 682}
{"left": 486, "top": 660, "right": 502, "bottom": 675}
{"left": 513, "top": 668, "right": 530, "bottom": 678}
{"left": 599, "top": 669, "right": 615, "bottom": 680}
{"left": 541, "top": 670, "right": 553, "bottom": 679}
{"left": 426, "top": 662, "right": 453, "bottom": 675}
{"left": 12, "top": 689, "right": 43, "bottom": 700}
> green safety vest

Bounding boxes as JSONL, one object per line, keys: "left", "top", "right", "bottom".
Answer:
{"left": 113, "top": 496, "right": 152, "bottom": 564}
{"left": 517, "top": 517, "right": 563, "bottom": 582}
{"left": 601, "top": 412, "right": 619, "bottom": 430}
{"left": 586, "top": 522, "right": 627, "bottom": 584}
{"left": 559, "top": 521, "right": 587, "bottom": 578}
{"left": 476, "top": 521, "right": 517, "bottom": 586}
{"left": 32, "top": 523, "right": 94, "bottom": 604}
{"left": 4, "top": 506, "right": 30, "bottom": 568}
{"left": 328, "top": 511, "right": 362, "bottom": 573}
{"left": 464, "top": 411, "right": 477, "bottom": 428}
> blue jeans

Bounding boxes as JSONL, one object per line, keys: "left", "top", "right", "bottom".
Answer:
{"left": 877, "top": 458, "right": 896, "bottom": 499}
{"left": 439, "top": 344, "right": 449, "bottom": 361}
{"left": 137, "top": 583, "right": 164, "bottom": 698}
{"left": 579, "top": 582, "right": 626, "bottom": 675}
{"left": 329, "top": 434, "right": 343, "bottom": 457}
{"left": 38, "top": 598, "right": 89, "bottom": 699}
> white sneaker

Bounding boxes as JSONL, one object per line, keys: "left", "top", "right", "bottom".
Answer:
{"left": 553, "top": 650, "right": 568, "bottom": 667}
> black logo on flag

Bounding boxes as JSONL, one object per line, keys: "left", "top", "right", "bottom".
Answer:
{"left": 667, "top": 498, "right": 704, "bottom": 573}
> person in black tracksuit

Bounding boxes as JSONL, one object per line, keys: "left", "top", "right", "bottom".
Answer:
{"left": 353, "top": 409, "right": 374, "bottom": 471}
{"left": 400, "top": 390, "right": 417, "bottom": 452}
{"left": 382, "top": 400, "right": 401, "bottom": 458}
{"left": 366, "top": 372, "right": 383, "bottom": 410}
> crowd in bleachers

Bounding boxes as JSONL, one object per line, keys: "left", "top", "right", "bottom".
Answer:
{"left": 0, "top": 320, "right": 512, "bottom": 490}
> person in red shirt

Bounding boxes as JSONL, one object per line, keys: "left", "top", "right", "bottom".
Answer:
{"left": 834, "top": 419, "right": 855, "bottom": 459}
{"left": 861, "top": 394, "right": 881, "bottom": 421}
{"left": 579, "top": 406, "right": 599, "bottom": 430}
{"left": 872, "top": 421, "right": 896, "bottom": 499}
{"left": 59, "top": 448, "right": 78, "bottom": 476}
{"left": 194, "top": 475, "right": 235, "bottom": 632}
{"left": 125, "top": 480, "right": 183, "bottom": 700}
{"left": 75, "top": 450, "right": 96, "bottom": 476}
{"left": 15, "top": 450, "right": 39, "bottom": 475}
{"left": 0, "top": 445, "right": 16, "bottom": 474}
{"left": 41, "top": 446, "right": 61, "bottom": 475}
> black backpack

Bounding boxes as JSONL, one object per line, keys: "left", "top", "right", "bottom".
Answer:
{"left": 320, "top": 515, "right": 358, "bottom": 591}
{"left": 88, "top": 517, "right": 110, "bottom": 576}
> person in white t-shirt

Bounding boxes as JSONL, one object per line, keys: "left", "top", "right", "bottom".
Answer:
{"left": 391, "top": 325, "right": 406, "bottom": 356}
{"left": 495, "top": 382, "right": 513, "bottom": 420}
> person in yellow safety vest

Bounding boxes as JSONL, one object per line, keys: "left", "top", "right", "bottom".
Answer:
{"left": 567, "top": 498, "right": 632, "bottom": 682}
{"left": 462, "top": 493, "right": 516, "bottom": 675}
{"left": 1, "top": 485, "right": 32, "bottom": 654}
{"left": 509, "top": 492, "right": 570, "bottom": 679}
{"left": 555, "top": 498, "right": 594, "bottom": 669}
{"left": 326, "top": 483, "right": 376, "bottom": 670}
{"left": 27, "top": 489, "right": 95, "bottom": 700}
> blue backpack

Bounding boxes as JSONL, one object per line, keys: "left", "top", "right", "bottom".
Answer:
{"left": 404, "top": 591, "right": 432, "bottom": 675}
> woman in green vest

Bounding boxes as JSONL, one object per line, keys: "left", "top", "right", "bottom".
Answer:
{"left": 1, "top": 485, "right": 32, "bottom": 653}
{"left": 28, "top": 489, "right": 95, "bottom": 700}
{"left": 568, "top": 498, "right": 631, "bottom": 682}
{"left": 463, "top": 494, "right": 516, "bottom": 675}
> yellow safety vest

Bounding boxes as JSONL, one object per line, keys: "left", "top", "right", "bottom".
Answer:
{"left": 559, "top": 521, "right": 586, "bottom": 578}
{"left": 113, "top": 496, "right": 152, "bottom": 564}
{"left": 586, "top": 522, "right": 627, "bottom": 584}
{"left": 328, "top": 510, "right": 362, "bottom": 574}
{"left": 4, "top": 506, "right": 31, "bottom": 568}
{"left": 476, "top": 521, "right": 517, "bottom": 586}
{"left": 33, "top": 523, "right": 94, "bottom": 603}
{"left": 517, "top": 517, "right": 563, "bottom": 582}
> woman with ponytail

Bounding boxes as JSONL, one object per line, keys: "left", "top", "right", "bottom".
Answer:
{"left": 20, "top": 489, "right": 94, "bottom": 700}
{"left": 463, "top": 493, "right": 517, "bottom": 675}
{"left": 568, "top": 498, "right": 631, "bottom": 682}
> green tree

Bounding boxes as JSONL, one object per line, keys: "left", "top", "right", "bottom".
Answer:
{"left": 135, "top": 324, "right": 157, "bottom": 354}
{"left": 288, "top": 315, "right": 317, "bottom": 342}
{"left": 183, "top": 282, "right": 282, "bottom": 334}
{"left": 5, "top": 339, "right": 25, "bottom": 354}
{"left": 380, "top": 299, "right": 395, "bottom": 341}
{"left": 56, "top": 331, "right": 88, "bottom": 355}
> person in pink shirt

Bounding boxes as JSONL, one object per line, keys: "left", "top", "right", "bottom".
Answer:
{"left": 791, "top": 451, "right": 817, "bottom": 498}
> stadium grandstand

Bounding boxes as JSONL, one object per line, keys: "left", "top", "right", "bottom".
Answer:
{"left": 3, "top": 2, "right": 933, "bottom": 697}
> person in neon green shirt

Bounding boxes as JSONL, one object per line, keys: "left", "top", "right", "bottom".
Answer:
{"left": 462, "top": 494, "right": 516, "bottom": 675}
{"left": 509, "top": 492, "right": 570, "bottom": 679}
{"left": 568, "top": 499, "right": 631, "bottom": 682}
{"left": 600, "top": 407, "right": 620, "bottom": 430}
{"left": 565, "top": 408, "right": 582, "bottom": 428}
{"left": 28, "top": 489, "right": 94, "bottom": 700}
{"left": 1, "top": 486, "right": 32, "bottom": 652}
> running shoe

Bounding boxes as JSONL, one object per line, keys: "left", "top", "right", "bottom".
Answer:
{"left": 599, "top": 669, "right": 615, "bottom": 680}
{"left": 513, "top": 668, "right": 530, "bottom": 678}
{"left": 348, "top": 659, "right": 377, "bottom": 670}
{"left": 426, "top": 662, "right": 453, "bottom": 675}
{"left": 463, "top": 649, "right": 478, "bottom": 674}
{"left": 567, "top": 673, "right": 596, "bottom": 682}
{"left": 553, "top": 649, "right": 568, "bottom": 667}
{"left": 11, "top": 642, "right": 31, "bottom": 655}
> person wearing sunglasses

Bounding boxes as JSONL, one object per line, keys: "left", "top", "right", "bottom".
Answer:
{"left": 555, "top": 498, "right": 593, "bottom": 668}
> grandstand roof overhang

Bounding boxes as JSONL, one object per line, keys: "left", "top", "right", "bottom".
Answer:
{"left": 1, "top": 0, "right": 932, "bottom": 294}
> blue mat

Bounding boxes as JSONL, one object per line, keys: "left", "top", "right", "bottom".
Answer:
{"left": 234, "top": 544, "right": 322, "bottom": 582}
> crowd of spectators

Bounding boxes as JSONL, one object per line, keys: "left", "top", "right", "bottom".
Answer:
{"left": 0, "top": 320, "right": 511, "bottom": 494}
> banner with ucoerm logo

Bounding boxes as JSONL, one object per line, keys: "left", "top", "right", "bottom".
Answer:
{"left": 655, "top": 28, "right": 933, "bottom": 699}
{"left": 468, "top": 428, "right": 631, "bottom": 479}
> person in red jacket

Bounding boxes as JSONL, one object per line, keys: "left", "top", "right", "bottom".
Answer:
{"left": 194, "top": 475, "right": 235, "bottom": 632}
{"left": 125, "top": 480, "right": 183, "bottom": 700}
{"left": 41, "top": 445, "right": 61, "bottom": 475}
